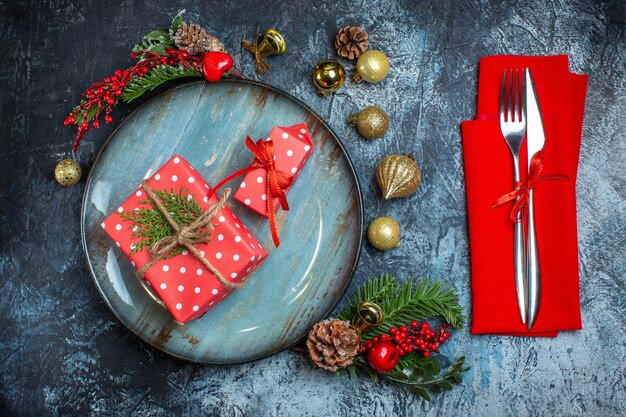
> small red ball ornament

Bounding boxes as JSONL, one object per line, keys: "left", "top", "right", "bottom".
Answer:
{"left": 202, "top": 51, "right": 234, "bottom": 82}
{"left": 367, "top": 341, "right": 399, "bottom": 373}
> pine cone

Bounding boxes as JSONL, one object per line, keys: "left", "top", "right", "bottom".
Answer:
{"left": 173, "top": 21, "right": 226, "bottom": 55}
{"left": 335, "top": 26, "right": 369, "bottom": 60}
{"left": 306, "top": 319, "right": 360, "bottom": 372}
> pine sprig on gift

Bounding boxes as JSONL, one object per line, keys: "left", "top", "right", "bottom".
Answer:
{"left": 345, "top": 355, "right": 469, "bottom": 401}
{"left": 122, "top": 64, "right": 202, "bottom": 102}
{"left": 118, "top": 187, "right": 202, "bottom": 256}
{"left": 336, "top": 274, "right": 465, "bottom": 338}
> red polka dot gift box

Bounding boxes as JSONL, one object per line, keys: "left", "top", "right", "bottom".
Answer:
{"left": 234, "top": 123, "right": 313, "bottom": 218}
{"left": 101, "top": 154, "right": 267, "bottom": 324}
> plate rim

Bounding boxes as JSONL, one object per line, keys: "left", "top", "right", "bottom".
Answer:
{"left": 80, "top": 78, "right": 364, "bottom": 364}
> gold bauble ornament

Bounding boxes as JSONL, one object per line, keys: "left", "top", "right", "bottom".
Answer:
{"left": 352, "top": 50, "right": 389, "bottom": 84}
{"left": 312, "top": 59, "right": 346, "bottom": 96}
{"left": 376, "top": 154, "right": 421, "bottom": 200}
{"left": 367, "top": 216, "right": 401, "bottom": 251}
{"left": 347, "top": 106, "right": 389, "bottom": 140}
{"left": 54, "top": 159, "right": 82, "bottom": 186}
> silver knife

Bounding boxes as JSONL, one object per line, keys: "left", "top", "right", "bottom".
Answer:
{"left": 525, "top": 68, "right": 545, "bottom": 330}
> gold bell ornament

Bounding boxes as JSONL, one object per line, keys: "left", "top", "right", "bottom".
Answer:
{"left": 347, "top": 106, "right": 389, "bottom": 140}
{"left": 242, "top": 28, "right": 287, "bottom": 74}
{"left": 352, "top": 301, "right": 385, "bottom": 334}
{"left": 352, "top": 50, "right": 389, "bottom": 84}
{"left": 54, "top": 159, "right": 82, "bottom": 186}
{"left": 376, "top": 154, "right": 422, "bottom": 200}
{"left": 367, "top": 216, "right": 401, "bottom": 251}
{"left": 312, "top": 59, "right": 346, "bottom": 96}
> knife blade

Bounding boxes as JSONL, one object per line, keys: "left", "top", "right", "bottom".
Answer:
{"left": 525, "top": 68, "right": 545, "bottom": 330}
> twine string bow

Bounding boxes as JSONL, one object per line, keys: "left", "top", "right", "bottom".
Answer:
{"left": 137, "top": 181, "right": 242, "bottom": 289}
{"left": 241, "top": 38, "right": 270, "bottom": 74}
{"left": 208, "top": 137, "right": 293, "bottom": 247}
{"left": 491, "top": 151, "right": 569, "bottom": 222}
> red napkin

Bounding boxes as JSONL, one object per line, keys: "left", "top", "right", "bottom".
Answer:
{"left": 461, "top": 55, "right": 588, "bottom": 336}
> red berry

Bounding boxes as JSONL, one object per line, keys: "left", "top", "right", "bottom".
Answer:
{"left": 105, "top": 115, "right": 113, "bottom": 123}
{"left": 411, "top": 320, "right": 419, "bottom": 328}
{"left": 367, "top": 341, "right": 400, "bottom": 373}
{"left": 399, "top": 325, "right": 408, "bottom": 333}
{"left": 373, "top": 337, "right": 379, "bottom": 343}
{"left": 405, "top": 345, "right": 413, "bottom": 353}
{"left": 389, "top": 328, "right": 397, "bottom": 335}
{"left": 443, "top": 331, "right": 450, "bottom": 339}
{"left": 380, "top": 334, "right": 389, "bottom": 341}
{"left": 92, "top": 120, "right": 100, "bottom": 128}
{"left": 420, "top": 322, "right": 430, "bottom": 331}
{"left": 438, "top": 336, "right": 445, "bottom": 343}
{"left": 423, "top": 351, "right": 431, "bottom": 358}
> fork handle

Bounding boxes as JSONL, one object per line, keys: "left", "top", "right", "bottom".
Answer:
{"left": 527, "top": 189, "right": 541, "bottom": 329}
{"left": 512, "top": 158, "right": 527, "bottom": 325}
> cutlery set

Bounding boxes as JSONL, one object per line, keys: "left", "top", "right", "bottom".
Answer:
{"left": 499, "top": 68, "right": 545, "bottom": 330}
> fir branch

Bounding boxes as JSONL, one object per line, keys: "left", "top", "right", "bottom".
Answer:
{"left": 337, "top": 274, "right": 466, "bottom": 339}
{"left": 336, "top": 274, "right": 398, "bottom": 321}
{"left": 118, "top": 187, "right": 202, "bottom": 256}
{"left": 122, "top": 64, "right": 202, "bottom": 103}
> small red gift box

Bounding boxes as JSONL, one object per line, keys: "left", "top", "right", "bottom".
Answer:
{"left": 101, "top": 154, "right": 267, "bottom": 323}
{"left": 233, "top": 123, "right": 313, "bottom": 217}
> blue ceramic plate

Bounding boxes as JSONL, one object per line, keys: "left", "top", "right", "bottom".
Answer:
{"left": 81, "top": 80, "right": 362, "bottom": 364}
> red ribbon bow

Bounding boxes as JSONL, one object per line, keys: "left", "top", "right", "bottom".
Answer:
{"left": 491, "top": 151, "right": 569, "bottom": 222}
{"left": 209, "top": 137, "right": 293, "bottom": 247}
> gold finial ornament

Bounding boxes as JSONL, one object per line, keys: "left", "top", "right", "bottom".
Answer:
{"left": 312, "top": 60, "right": 346, "bottom": 96}
{"left": 242, "top": 28, "right": 287, "bottom": 74}
{"left": 368, "top": 216, "right": 401, "bottom": 251}
{"left": 54, "top": 159, "right": 82, "bottom": 186}
{"left": 375, "top": 154, "right": 422, "bottom": 200}
{"left": 352, "top": 301, "right": 385, "bottom": 334}
{"left": 352, "top": 50, "right": 389, "bottom": 84}
{"left": 347, "top": 106, "right": 389, "bottom": 140}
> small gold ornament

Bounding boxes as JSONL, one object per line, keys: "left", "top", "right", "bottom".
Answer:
{"left": 312, "top": 59, "right": 346, "bottom": 96}
{"left": 242, "top": 28, "right": 287, "bottom": 74}
{"left": 352, "top": 50, "right": 389, "bottom": 84}
{"left": 347, "top": 106, "right": 389, "bottom": 140}
{"left": 368, "top": 216, "right": 401, "bottom": 251}
{"left": 352, "top": 301, "right": 385, "bottom": 334}
{"left": 376, "top": 154, "right": 422, "bottom": 200}
{"left": 54, "top": 159, "right": 82, "bottom": 186}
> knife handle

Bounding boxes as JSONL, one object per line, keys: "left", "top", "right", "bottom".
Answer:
{"left": 514, "top": 212, "right": 527, "bottom": 325}
{"left": 527, "top": 189, "right": 541, "bottom": 329}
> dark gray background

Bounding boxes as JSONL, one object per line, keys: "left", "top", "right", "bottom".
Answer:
{"left": 1, "top": 1, "right": 624, "bottom": 416}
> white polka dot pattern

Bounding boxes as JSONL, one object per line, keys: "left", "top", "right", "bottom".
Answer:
{"left": 101, "top": 154, "right": 268, "bottom": 323}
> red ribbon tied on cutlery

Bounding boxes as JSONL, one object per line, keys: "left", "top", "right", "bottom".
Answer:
{"left": 491, "top": 151, "right": 569, "bottom": 222}
{"left": 209, "top": 137, "right": 292, "bottom": 247}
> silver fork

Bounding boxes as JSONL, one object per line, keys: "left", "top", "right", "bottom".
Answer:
{"left": 499, "top": 68, "right": 527, "bottom": 325}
